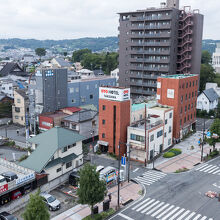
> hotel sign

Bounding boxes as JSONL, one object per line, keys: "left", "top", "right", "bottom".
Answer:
{"left": 99, "top": 87, "right": 130, "bottom": 102}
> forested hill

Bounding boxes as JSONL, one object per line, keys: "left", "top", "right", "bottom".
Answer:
{"left": 0, "top": 37, "right": 118, "bottom": 52}
{"left": 0, "top": 37, "right": 219, "bottom": 53}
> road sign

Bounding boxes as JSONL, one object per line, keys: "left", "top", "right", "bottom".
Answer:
{"left": 121, "top": 156, "right": 126, "bottom": 166}
{"left": 198, "top": 140, "right": 201, "bottom": 144}
{"left": 207, "top": 132, "right": 211, "bottom": 137}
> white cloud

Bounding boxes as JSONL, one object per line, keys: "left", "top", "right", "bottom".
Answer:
{"left": 0, "top": 0, "right": 218, "bottom": 39}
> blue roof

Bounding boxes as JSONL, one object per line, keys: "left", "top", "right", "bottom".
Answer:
{"left": 17, "top": 81, "right": 25, "bottom": 89}
{"left": 203, "top": 88, "right": 219, "bottom": 102}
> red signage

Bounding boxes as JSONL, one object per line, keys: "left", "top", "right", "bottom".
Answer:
{"left": 0, "top": 184, "right": 8, "bottom": 193}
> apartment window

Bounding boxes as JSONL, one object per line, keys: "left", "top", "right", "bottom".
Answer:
{"left": 169, "top": 126, "right": 171, "bottom": 133}
{"left": 102, "top": 105, "right": 106, "bottom": 110}
{"left": 17, "top": 99, "right": 21, "bottom": 103}
{"left": 21, "top": 117, "right": 23, "bottom": 121}
{"left": 193, "top": 81, "right": 194, "bottom": 86}
{"left": 102, "top": 119, "right": 105, "bottom": 125}
{"left": 72, "top": 99, "right": 75, "bottom": 103}
{"left": 192, "top": 92, "right": 194, "bottom": 97}
{"left": 90, "top": 94, "right": 93, "bottom": 99}
{"left": 195, "top": 91, "right": 197, "bottom": 96}
{"left": 102, "top": 133, "right": 105, "bottom": 138}
{"left": 181, "top": 96, "right": 183, "bottom": 103}
{"left": 185, "top": 94, "right": 187, "bottom": 101}
{"left": 191, "top": 114, "right": 192, "bottom": 119}
{"left": 186, "top": 83, "right": 188, "bottom": 88}
{"left": 182, "top": 84, "right": 185, "bottom": 89}
{"left": 15, "top": 107, "right": 20, "bottom": 112}
{"left": 191, "top": 103, "right": 193, "bottom": 109}
{"left": 189, "top": 93, "right": 191, "bottom": 99}
{"left": 184, "top": 117, "right": 186, "bottom": 123}
{"left": 81, "top": 97, "right": 86, "bottom": 103}
{"left": 157, "top": 130, "right": 163, "bottom": 138}
{"left": 185, "top": 106, "right": 187, "bottom": 112}
{"left": 169, "top": 112, "right": 172, "bottom": 118}
{"left": 150, "top": 134, "right": 154, "bottom": 142}
{"left": 189, "top": 82, "right": 191, "bottom": 87}
{"left": 62, "top": 146, "right": 68, "bottom": 153}
{"left": 188, "top": 104, "right": 190, "bottom": 110}
{"left": 57, "top": 168, "right": 61, "bottom": 173}
{"left": 188, "top": 115, "right": 189, "bottom": 121}
{"left": 168, "top": 138, "right": 171, "bottom": 145}
{"left": 165, "top": 119, "right": 168, "bottom": 125}
{"left": 15, "top": 116, "right": 19, "bottom": 119}
{"left": 57, "top": 90, "right": 60, "bottom": 95}
{"left": 66, "top": 161, "right": 72, "bottom": 169}
{"left": 69, "top": 88, "right": 74, "bottom": 93}
{"left": 164, "top": 132, "right": 167, "bottom": 138}
{"left": 9, "top": 87, "right": 12, "bottom": 90}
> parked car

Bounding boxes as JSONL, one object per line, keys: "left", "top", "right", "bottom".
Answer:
{"left": 11, "top": 190, "right": 22, "bottom": 200}
{"left": 1, "top": 172, "right": 18, "bottom": 182}
{"left": 0, "top": 212, "right": 17, "bottom": 220}
{"left": 40, "top": 193, "right": 61, "bottom": 211}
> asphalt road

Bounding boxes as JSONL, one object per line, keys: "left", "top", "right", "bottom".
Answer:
{"left": 196, "top": 118, "right": 214, "bottom": 132}
{"left": 111, "top": 157, "right": 220, "bottom": 220}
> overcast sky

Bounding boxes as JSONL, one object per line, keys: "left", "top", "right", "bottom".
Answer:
{"left": 0, "top": 0, "right": 218, "bottom": 40}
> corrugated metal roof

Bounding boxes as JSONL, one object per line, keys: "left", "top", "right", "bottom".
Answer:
{"left": 203, "top": 88, "right": 219, "bottom": 102}
{"left": 20, "top": 127, "right": 85, "bottom": 173}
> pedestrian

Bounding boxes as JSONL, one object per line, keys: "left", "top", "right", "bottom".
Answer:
{"left": 108, "top": 193, "right": 112, "bottom": 202}
{"left": 120, "top": 196, "right": 123, "bottom": 205}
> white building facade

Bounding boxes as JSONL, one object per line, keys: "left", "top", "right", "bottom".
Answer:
{"left": 212, "top": 43, "right": 220, "bottom": 74}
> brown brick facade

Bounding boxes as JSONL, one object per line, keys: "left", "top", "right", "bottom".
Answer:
{"left": 99, "top": 99, "right": 130, "bottom": 156}
{"left": 157, "top": 75, "right": 199, "bottom": 140}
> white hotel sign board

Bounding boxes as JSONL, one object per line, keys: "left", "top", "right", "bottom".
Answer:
{"left": 99, "top": 87, "right": 130, "bottom": 102}
{"left": 167, "top": 89, "right": 175, "bottom": 99}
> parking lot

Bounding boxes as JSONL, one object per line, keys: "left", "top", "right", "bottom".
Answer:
{"left": 13, "top": 187, "right": 77, "bottom": 219}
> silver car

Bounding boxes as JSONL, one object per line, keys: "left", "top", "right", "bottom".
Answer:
{"left": 40, "top": 193, "right": 61, "bottom": 211}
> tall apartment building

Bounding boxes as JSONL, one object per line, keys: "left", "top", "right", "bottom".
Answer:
{"left": 212, "top": 43, "right": 220, "bottom": 74}
{"left": 118, "top": 0, "right": 203, "bottom": 98}
{"left": 157, "top": 74, "right": 199, "bottom": 142}
{"left": 29, "top": 68, "right": 68, "bottom": 116}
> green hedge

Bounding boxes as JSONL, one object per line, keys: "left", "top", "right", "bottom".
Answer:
{"left": 163, "top": 152, "right": 176, "bottom": 158}
{"left": 169, "top": 148, "right": 182, "bottom": 155}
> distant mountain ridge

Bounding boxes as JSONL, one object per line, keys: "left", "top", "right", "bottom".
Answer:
{"left": 0, "top": 37, "right": 218, "bottom": 54}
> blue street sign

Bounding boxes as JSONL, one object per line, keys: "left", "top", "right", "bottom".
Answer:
{"left": 207, "top": 132, "right": 211, "bottom": 137}
{"left": 121, "top": 156, "right": 126, "bottom": 166}
{"left": 198, "top": 140, "right": 201, "bottom": 144}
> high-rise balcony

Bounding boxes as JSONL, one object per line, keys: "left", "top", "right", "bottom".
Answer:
{"left": 145, "top": 24, "right": 171, "bottom": 29}
{"left": 130, "top": 42, "right": 170, "bottom": 47}
{"left": 129, "top": 58, "right": 170, "bottom": 64}
{"left": 130, "top": 32, "right": 171, "bottom": 38}
{"left": 130, "top": 50, "right": 170, "bottom": 55}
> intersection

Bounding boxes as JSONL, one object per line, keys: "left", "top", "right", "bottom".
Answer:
{"left": 111, "top": 157, "right": 220, "bottom": 220}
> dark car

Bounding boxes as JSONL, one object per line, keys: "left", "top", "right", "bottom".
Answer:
{"left": 1, "top": 172, "right": 18, "bottom": 182}
{"left": 11, "top": 190, "right": 22, "bottom": 200}
{"left": 0, "top": 212, "right": 18, "bottom": 220}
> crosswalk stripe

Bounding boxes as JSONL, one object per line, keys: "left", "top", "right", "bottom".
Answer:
{"left": 203, "top": 166, "right": 218, "bottom": 172}
{"left": 135, "top": 176, "right": 156, "bottom": 183}
{"left": 212, "top": 170, "right": 220, "bottom": 174}
{"left": 200, "top": 216, "right": 207, "bottom": 220}
{"left": 198, "top": 164, "right": 212, "bottom": 171}
{"left": 176, "top": 210, "right": 191, "bottom": 220}
{"left": 195, "top": 163, "right": 209, "bottom": 170}
{"left": 151, "top": 203, "right": 170, "bottom": 217}
{"left": 185, "top": 212, "right": 196, "bottom": 220}
{"left": 136, "top": 199, "right": 155, "bottom": 212}
{"left": 208, "top": 167, "right": 219, "bottom": 173}
{"left": 142, "top": 173, "right": 163, "bottom": 180}
{"left": 118, "top": 213, "right": 134, "bottom": 220}
{"left": 161, "top": 207, "right": 180, "bottom": 220}
{"left": 200, "top": 165, "right": 215, "bottom": 172}
{"left": 132, "top": 198, "right": 150, "bottom": 210}
{"left": 146, "top": 171, "right": 166, "bottom": 177}
{"left": 192, "top": 214, "right": 201, "bottom": 220}
{"left": 169, "top": 208, "right": 185, "bottom": 220}
{"left": 156, "top": 205, "right": 175, "bottom": 219}
{"left": 134, "top": 178, "right": 152, "bottom": 185}
{"left": 140, "top": 200, "right": 160, "bottom": 213}
{"left": 145, "top": 202, "right": 165, "bottom": 215}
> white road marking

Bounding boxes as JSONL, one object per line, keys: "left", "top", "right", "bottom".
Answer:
{"left": 118, "top": 213, "right": 134, "bottom": 220}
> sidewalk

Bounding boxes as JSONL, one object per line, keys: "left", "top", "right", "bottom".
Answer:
{"left": 52, "top": 181, "right": 142, "bottom": 220}
{"left": 147, "top": 132, "right": 220, "bottom": 173}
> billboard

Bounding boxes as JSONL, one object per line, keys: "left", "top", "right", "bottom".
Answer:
{"left": 99, "top": 87, "right": 130, "bottom": 102}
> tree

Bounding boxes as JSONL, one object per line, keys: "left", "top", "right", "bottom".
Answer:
{"left": 201, "top": 50, "right": 212, "bottom": 64}
{"left": 35, "top": 48, "right": 46, "bottom": 60}
{"left": 210, "top": 118, "right": 220, "bottom": 138}
{"left": 72, "top": 49, "right": 91, "bottom": 62}
{"left": 77, "top": 163, "right": 106, "bottom": 216}
{"left": 200, "top": 63, "right": 216, "bottom": 91}
{"left": 22, "top": 189, "right": 50, "bottom": 220}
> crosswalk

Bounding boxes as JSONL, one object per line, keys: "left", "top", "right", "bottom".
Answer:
{"left": 132, "top": 197, "right": 213, "bottom": 220}
{"left": 134, "top": 170, "right": 167, "bottom": 186}
{"left": 194, "top": 163, "right": 220, "bottom": 175}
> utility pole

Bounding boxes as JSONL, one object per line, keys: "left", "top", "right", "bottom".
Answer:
{"left": 117, "top": 143, "right": 121, "bottom": 209}
{"left": 144, "top": 104, "right": 147, "bottom": 167}
{"left": 201, "top": 117, "right": 205, "bottom": 161}
{"left": 127, "top": 143, "right": 131, "bottom": 183}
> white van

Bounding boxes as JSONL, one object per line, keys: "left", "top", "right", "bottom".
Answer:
{"left": 99, "top": 166, "right": 118, "bottom": 186}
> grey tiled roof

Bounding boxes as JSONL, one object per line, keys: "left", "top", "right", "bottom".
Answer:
{"left": 54, "top": 58, "right": 71, "bottom": 67}
{"left": 63, "top": 110, "right": 97, "bottom": 123}
{"left": 0, "top": 63, "right": 27, "bottom": 76}
{"left": 203, "top": 88, "right": 219, "bottom": 102}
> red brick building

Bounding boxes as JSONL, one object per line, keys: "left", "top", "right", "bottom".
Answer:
{"left": 98, "top": 87, "right": 131, "bottom": 156}
{"left": 157, "top": 74, "right": 199, "bottom": 142}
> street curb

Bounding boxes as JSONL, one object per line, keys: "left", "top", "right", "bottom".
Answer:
{"left": 107, "top": 180, "right": 146, "bottom": 220}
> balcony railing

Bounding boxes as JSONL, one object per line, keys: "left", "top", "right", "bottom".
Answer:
{"left": 130, "top": 42, "right": 170, "bottom": 47}
{"left": 130, "top": 50, "right": 170, "bottom": 55}
{"left": 130, "top": 32, "right": 171, "bottom": 38}
{"left": 129, "top": 58, "right": 170, "bottom": 64}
